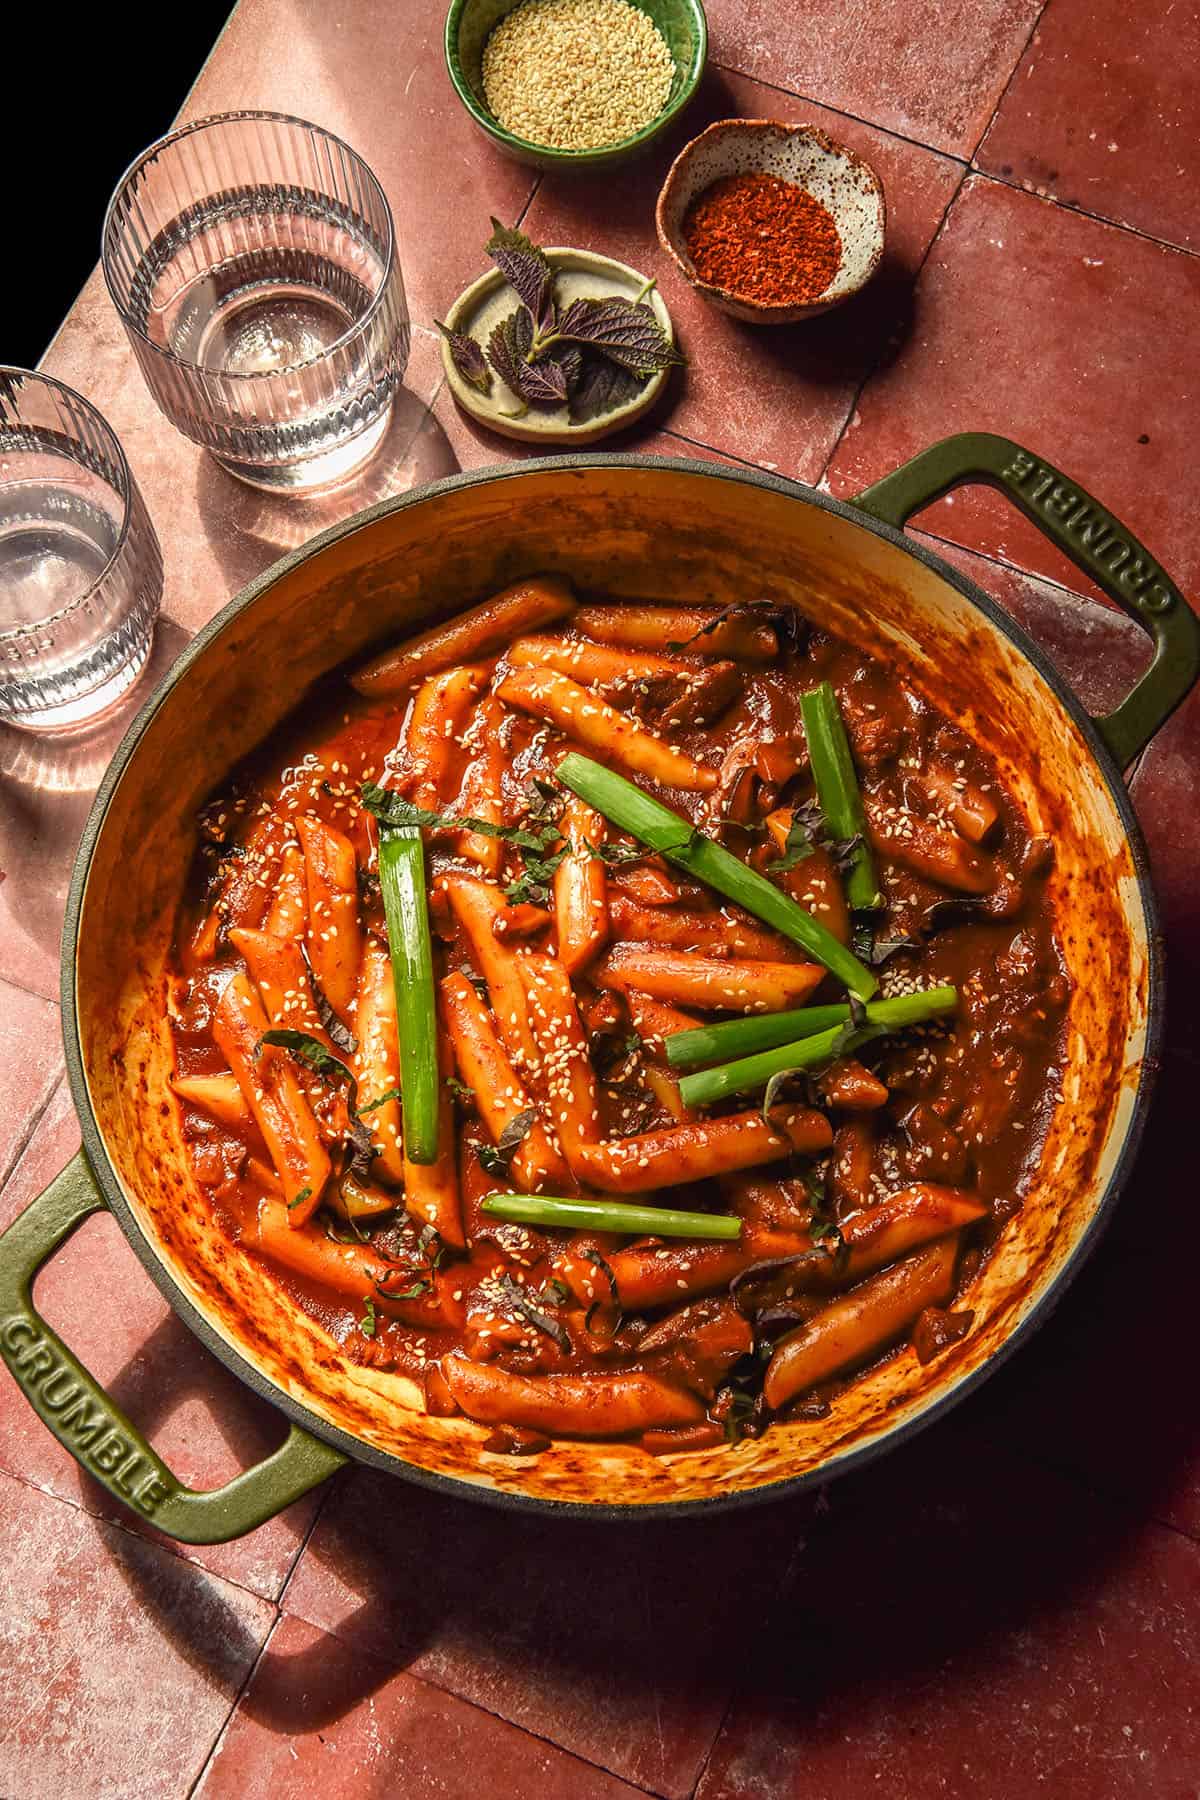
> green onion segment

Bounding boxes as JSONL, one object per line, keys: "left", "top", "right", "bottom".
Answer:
{"left": 481, "top": 1194, "right": 742, "bottom": 1240}
{"left": 799, "top": 680, "right": 882, "bottom": 913}
{"left": 676, "top": 987, "right": 957, "bottom": 1108}
{"left": 665, "top": 986, "right": 957, "bottom": 1069}
{"left": 556, "top": 752, "right": 877, "bottom": 1000}
{"left": 377, "top": 827, "right": 439, "bottom": 1164}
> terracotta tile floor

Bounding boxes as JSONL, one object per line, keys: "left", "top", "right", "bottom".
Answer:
{"left": 976, "top": 0, "right": 1200, "bottom": 253}
{"left": 702, "top": 0, "right": 1043, "bottom": 158}
{"left": 0, "top": 1470, "right": 275, "bottom": 1800}
{"left": 2, "top": 0, "right": 1198, "bottom": 1791}
{"left": 824, "top": 173, "right": 1200, "bottom": 600}
{"left": 521, "top": 66, "right": 967, "bottom": 480}
{"left": 195, "top": 1615, "right": 651, "bottom": 1800}
{"left": 280, "top": 1466, "right": 815, "bottom": 1798}
{"left": 695, "top": 1438, "right": 1200, "bottom": 1799}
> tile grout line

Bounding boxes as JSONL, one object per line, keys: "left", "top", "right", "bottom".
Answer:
{"left": 814, "top": 158, "right": 971, "bottom": 488}
{"left": 995, "top": 1432, "right": 1200, "bottom": 1556}
{"left": 662, "top": 421, "right": 1108, "bottom": 600}
{"left": 687, "top": 1522, "right": 817, "bottom": 1798}
{"left": 197, "top": 1575, "right": 674, "bottom": 1800}
{"left": 186, "top": 1608, "right": 284, "bottom": 1797}
{"left": 713, "top": 42, "right": 1200, "bottom": 270}
{"left": 806, "top": 179, "right": 1200, "bottom": 497}
{"left": 803, "top": 0, "right": 1195, "bottom": 492}
{"left": 658, "top": 425, "right": 781, "bottom": 475}
{"left": 707, "top": 59, "right": 969, "bottom": 169}
{"left": 515, "top": 174, "right": 542, "bottom": 230}
{"left": 0, "top": 1457, "right": 283, "bottom": 1593}
{"left": 912, "top": 520, "right": 1192, "bottom": 762}
{"left": 965, "top": 165, "right": 1200, "bottom": 264}
{"left": 0, "top": 969, "right": 60, "bottom": 1006}
{"left": 687, "top": 1692, "right": 736, "bottom": 1800}
{"left": 420, "top": 1693, "right": 674, "bottom": 1800}
{"left": 911, "top": 521, "right": 1156, "bottom": 616}
{"left": 958, "top": 0, "right": 1200, "bottom": 262}
{"left": 662, "top": 411, "right": 1168, "bottom": 632}
{"left": 964, "top": 0, "right": 1053, "bottom": 166}
{"left": 273, "top": 1463, "right": 346, "bottom": 1615}
{"left": 0, "top": 1067, "right": 66, "bottom": 1197}
{"left": 913, "top": 523, "right": 1101, "bottom": 596}
{"left": 0, "top": 1419, "right": 338, "bottom": 1613}
{"left": 268, "top": 1588, "right": 674, "bottom": 1798}
{"left": 690, "top": 1512, "right": 820, "bottom": 1792}
{"left": 11, "top": 1433, "right": 1200, "bottom": 1774}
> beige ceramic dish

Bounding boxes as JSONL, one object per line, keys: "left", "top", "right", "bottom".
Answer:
{"left": 440, "top": 247, "right": 677, "bottom": 445}
{"left": 656, "top": 118, "right": 886, "bottom": 323}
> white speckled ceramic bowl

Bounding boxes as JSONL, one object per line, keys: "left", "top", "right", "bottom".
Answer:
{"left": 655, "top": 118, "right": 886, "bottom": 324}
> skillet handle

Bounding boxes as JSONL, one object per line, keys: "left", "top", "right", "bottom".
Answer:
{"left": 849, "top": 431, "right": 1200, "bottom": 769}
{"left": 0, "top": 1153, "right": 347, "bottom": 1543}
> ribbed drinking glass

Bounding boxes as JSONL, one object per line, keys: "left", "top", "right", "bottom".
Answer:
{"left": 102, "top": 112, "right": 410, "bottom": 493}
{"left": 0, "top": 369, "right": 162, "bottom": 731}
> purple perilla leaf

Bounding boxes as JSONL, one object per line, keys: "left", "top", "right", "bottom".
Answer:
{"left": 487, "top": 308, "right": 534, "bottom": 407}
{"left": 554, "top": 296, "right": 683, "bottom": 374}
{"left": 568, "top": 351, "right": 646, "bottom": 423}
{"left": 520, "top": 344, "right": 582, "bottom": 404}
{"left": 486, "top": 218, "right": 555, "bottom": 333}
{"left": 435, "top": 320, "right": 492, "bottom": 394}
{"left": 488, "top": 309, "right": 579, "bottom": 407}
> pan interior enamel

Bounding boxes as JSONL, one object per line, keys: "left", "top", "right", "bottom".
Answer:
{"left": 72, "top": 463, "right": 1150, "bottom": 1508}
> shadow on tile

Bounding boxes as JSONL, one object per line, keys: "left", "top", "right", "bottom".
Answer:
{"left": 714, "top": 244, "right": 920, "bottom": 397}
{"left": 38, "top": 1308, "right": 360, "bottom": 1707}
{"left": 954, "top": 1047, "right": 1200, "bottom": 1537}
{"left": 65, "top": 1070, "right": 1200, "bottom": 1770}
{"left": 75, "top": 1305, "right": 296, "bottom": 1504}
{"left": 226, "top": 1462, "right": 824, "bottom": 1791}
{"left": 91, "top": 1508, "right": 391, "bottom": 1738}
{"left": 77, "top": 1189, "right": 1200, "bottom": 1780}
{"left": 193, "top": 383, "right": 460, "bottom": 599}
{"left": 92, "top": 1530, "right": 403, "bottom": 1739}
{"left": 88, "top": 1455, "right": 397, "bottom": 1734}
{"left": 698, "top": 1432, "right": 1200, "bottom": 1798}
{"left": 78, "top": 1336, "right": 815, "bottom": 1785}
{"left": 0, "top": 615, "right": 191, "bottom": 979}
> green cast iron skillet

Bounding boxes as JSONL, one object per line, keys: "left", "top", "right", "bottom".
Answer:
{"left": 0, "top": 435, "right": 1195, "bottom": 1541}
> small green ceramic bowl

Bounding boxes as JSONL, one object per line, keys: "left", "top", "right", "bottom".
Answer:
{"left": 444, "top": 0, "right": 708, "bottom": 171}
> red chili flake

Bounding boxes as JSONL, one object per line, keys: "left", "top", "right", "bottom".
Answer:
{"left": 682, "top": 172, "right": 842, "bottom": 306}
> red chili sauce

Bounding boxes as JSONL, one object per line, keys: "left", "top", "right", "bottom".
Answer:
{"left": 168, "top": 585, "right": 1069, "bottom": 1456}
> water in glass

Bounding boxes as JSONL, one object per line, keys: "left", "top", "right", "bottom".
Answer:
{"left": 0, "top": 371, "right": 162, "bottom": 731}
{"left": 104, "top": 115, "right": 409, "bottom": 493}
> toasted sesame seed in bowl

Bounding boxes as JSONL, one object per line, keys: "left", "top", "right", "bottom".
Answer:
{"left": 445, "top": 0, "right": 707, "bottom": 170}
{"left": 483, "top": 0, "right": 675, "bottom": 150}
